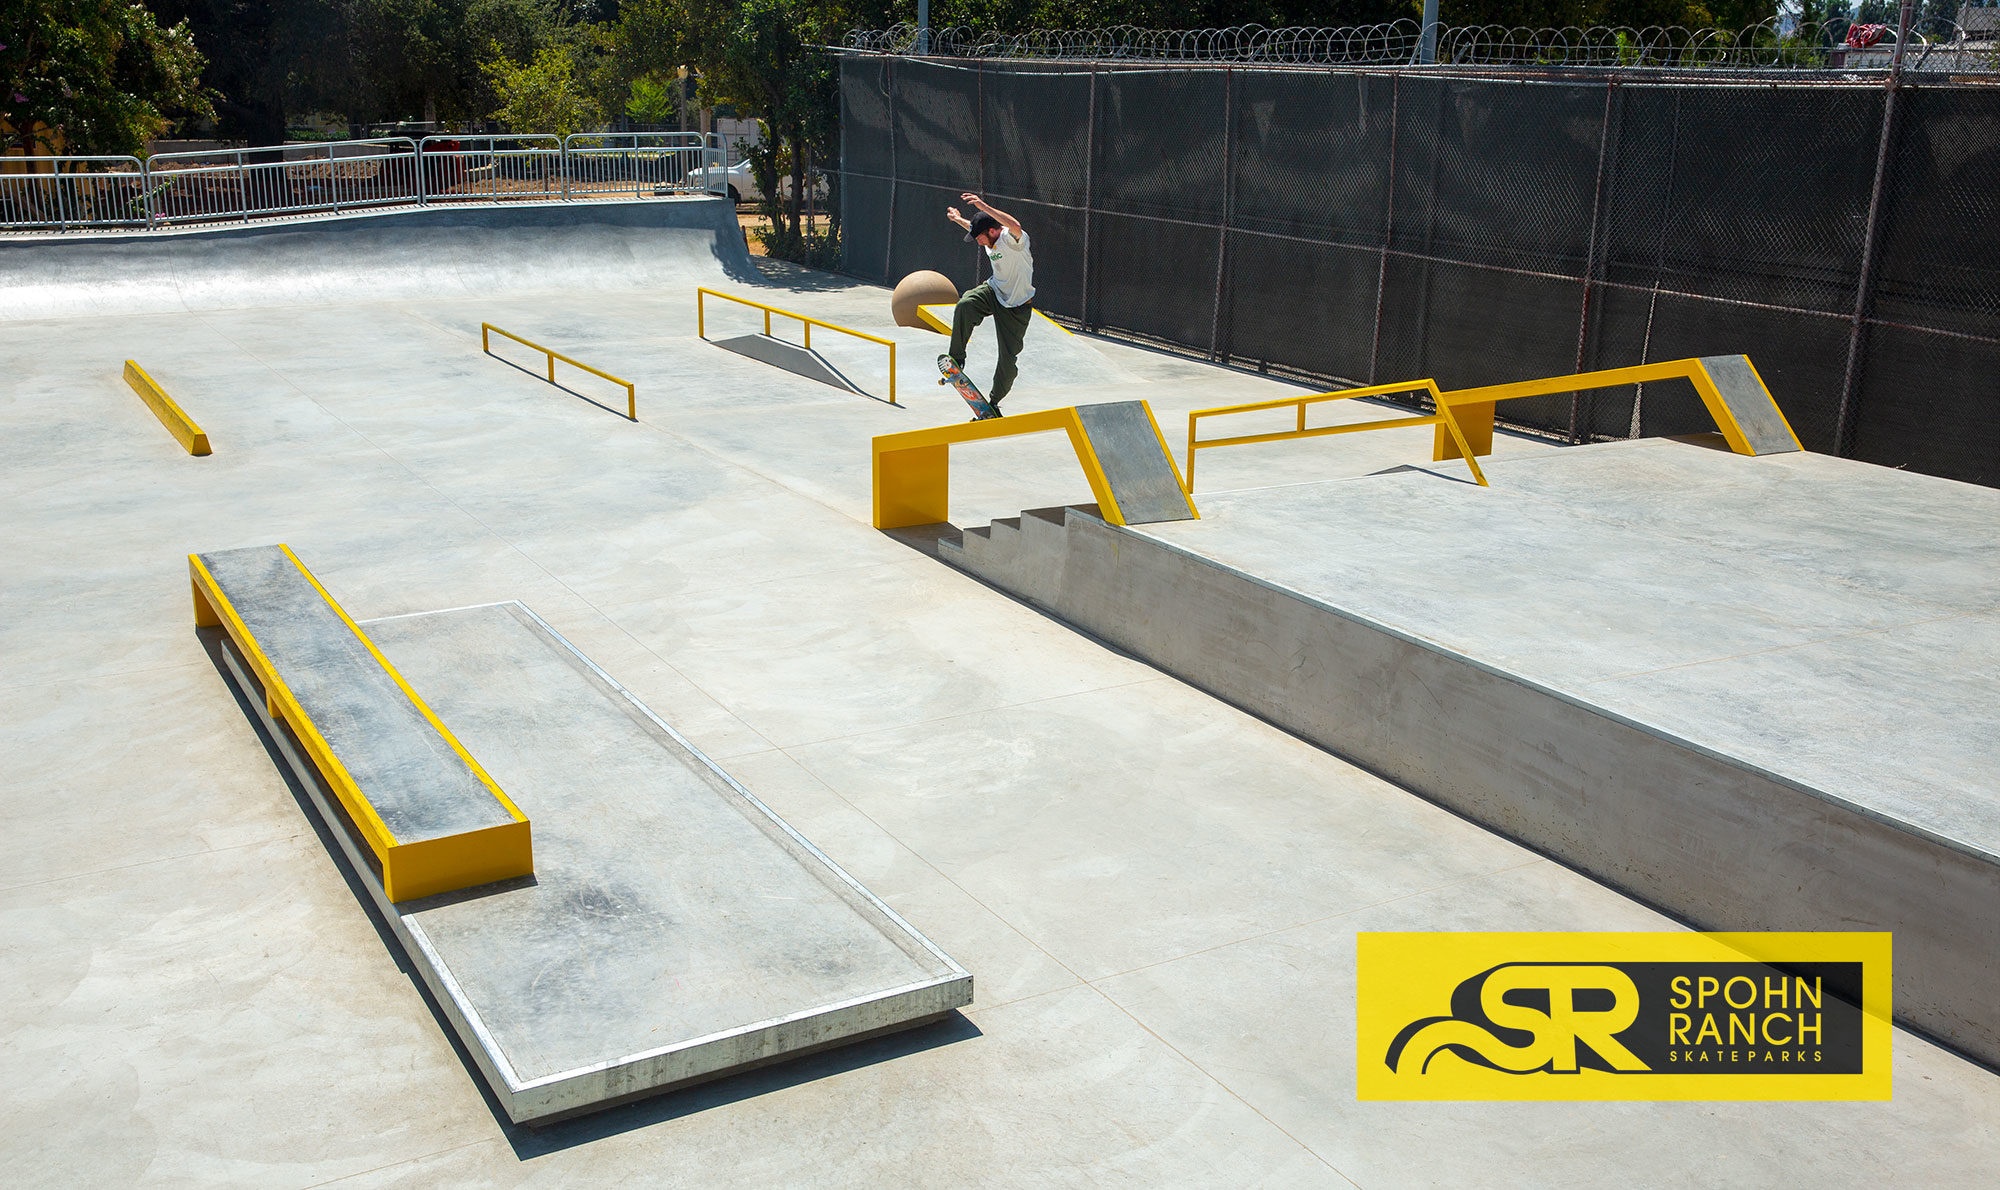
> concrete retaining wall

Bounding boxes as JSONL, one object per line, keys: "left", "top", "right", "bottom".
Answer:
{"left": 944, "top": 504, "right": 2000, "bottom": 1069}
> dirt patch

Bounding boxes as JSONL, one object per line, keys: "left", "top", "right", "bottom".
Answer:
{"left": 736, "top": 209, "right": 770, "bottom": 256}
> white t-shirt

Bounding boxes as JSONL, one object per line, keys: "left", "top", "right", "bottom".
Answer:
{"left": 985, "top": 229, "right": 1036, "bottom": 308}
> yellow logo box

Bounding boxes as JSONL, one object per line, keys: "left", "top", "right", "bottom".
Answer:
{"left": 1357, "top": 932, "right": 1892, "bottom": 1101}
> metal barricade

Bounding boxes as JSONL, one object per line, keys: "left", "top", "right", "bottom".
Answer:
{"left": 0, "top": 156, "right": 150, "bottom": 231}
{"left": 415, "top": 135, "right": 566, "bottom": 204}
{"left": 563, "top": 133, "right": 722, "bottom": 200}
{"left": 145, "top": 139, "right": 421, "bottom": 226}
{"left": 2, "top": 134, "right": 736, "bottom": 232}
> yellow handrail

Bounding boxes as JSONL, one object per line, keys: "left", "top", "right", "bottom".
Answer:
{"left": 873, "top": 402, "right": 1197, "bottom": 529}
{"left": 1431, "top": 356, "right": 1800, "bottom": 463}
{"left": 698, "top": 287, "right": 898, "bottom": 405}
{"left": 1185, "top": 379, "right": 1488, "bottom": 492}
{"left": 481, "top": 322, "right": 637, "bottom": 421}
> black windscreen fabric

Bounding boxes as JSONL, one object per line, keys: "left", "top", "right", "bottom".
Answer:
{"left": 841, "top": 57, "right": 894, "bottom": 181}
{"left": 841, "top": 174, "right": 891, "bottom": 283}
{"left": 1390, "top": 76, "right": 1603, "bottom": 278}
{"left": 1223, "top": 232, "right": 1380, "bottom": 382}
{"left": 1870, "top": 85, "right": 2000, "bottom": 340}
{"left": 840, "top": 58, "right": 2000, "bottom": 486}
{"left": 1091, "top": 212, "right": 1220, "bottom": 347}
{"left": 1232, "top": 71, "right": 1394, "bottom": 247}
{"left": 1093, "top": 71, "right": 1227, "bottom": 223}
{"left": 982, "top": 66, "right": 1092, "bottom": 209}
{"left": 895, "top": 61, "right": 982, "bottom": 190}
{"left": 1850, "top": 322, "right": 2000, "bottom": 486}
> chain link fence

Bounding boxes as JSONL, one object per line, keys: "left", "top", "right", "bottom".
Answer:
{"left": 838, "top": 51, "right": 2000, "bottom": 488}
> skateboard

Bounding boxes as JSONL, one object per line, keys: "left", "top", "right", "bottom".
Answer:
{"left": 937, "top": 354, "right": 1000, "bottom": 420}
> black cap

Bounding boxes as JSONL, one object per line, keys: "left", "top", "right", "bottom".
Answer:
{"left": 963, "top": 211, "right": 1002, "bottom": 242}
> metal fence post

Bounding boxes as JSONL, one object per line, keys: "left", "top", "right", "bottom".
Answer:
{"left": 1369, "top": 73, "right": 1403, "bottom": 386}
{"left": 1570, "top": 79, "right": 1618, "bottom": 443}
{"left": 1208, "top": 67, "right": 1234, "bottom": 361}
{"left": 1835, "top": 0, "right": 1917, "bottom": 458}
{"left": 1081, "top": 65, "right": 1097, "bottom": 330}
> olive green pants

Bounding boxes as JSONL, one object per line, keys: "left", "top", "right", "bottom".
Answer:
{"left": 948, "top": 282, "right": 1033, "bottom": 404}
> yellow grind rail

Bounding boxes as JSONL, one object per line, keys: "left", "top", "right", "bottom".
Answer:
{"left": 1185, "top": 379, "right": 1488, "bottom": 492}
{"left": 698, "top": 287, "right": 898, "bottom": 405}
{"left": 481, "top": 322, "right": 637, "bottom": 420}
{"left": 189, "top": 547, "right": 533, "bottom": 902}
{"left": 1430, "top": 356, "right": 1801, "bottom": 462}
{"left": 123, "top": 360, "right": 211, "bottom": 455}
{"left": 874, "top": 404, "right": 1192, "bottom": 529}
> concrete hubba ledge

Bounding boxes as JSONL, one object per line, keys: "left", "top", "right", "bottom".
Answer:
{"left": 936, "top": 500, "right": 2000, "bottom": 1071}
{"left": 200, "top": 580, "right": 971, "bottom": 1123}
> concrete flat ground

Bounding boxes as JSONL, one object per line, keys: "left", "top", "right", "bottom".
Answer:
{"left": 4, "top": 202, "right": 1997, "bottom": 1186}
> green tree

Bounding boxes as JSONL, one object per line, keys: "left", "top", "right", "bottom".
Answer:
{"left": 3, "top": 1, "right": 212, "bottom": 156}
{"left": 482, "top": 39, "right": 604, "bottom": 135}
{"left": 625, "top": 74, "right": 680, "bottom": 125}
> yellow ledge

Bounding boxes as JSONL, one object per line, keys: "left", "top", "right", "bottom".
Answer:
{"left": 191, "top": 547, "right": 532, "bottom": 902}
{"left": 916, "top": 304, "right": 1073, "bottom": 337}
{"left": 124, "top": 361, "right": 211, "bottom": 455}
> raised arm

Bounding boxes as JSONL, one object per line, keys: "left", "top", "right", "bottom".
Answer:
{"left": 945, "top": 205, "right": 972, "bottom": 231}
{"left": 961, "top": 193, "right": 1023, "bottom": 237}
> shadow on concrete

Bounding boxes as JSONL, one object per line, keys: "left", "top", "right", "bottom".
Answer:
{"left": 879, "top": 522, "right": 962, "bottom": 557}
{"left": 486, "top": 353, "right": 636, "bottom": 421}
{"left": 502, "top": 1012, "right": 983, "bottom": 1156}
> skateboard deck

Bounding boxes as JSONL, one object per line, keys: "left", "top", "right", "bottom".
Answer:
{"left": 937, "top": 355, "right": 1000, "bottom": 420}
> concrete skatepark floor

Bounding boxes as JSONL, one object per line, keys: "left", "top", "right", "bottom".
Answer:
{"left": 3, "top": 200, "right": 1998, "bottom": 1186}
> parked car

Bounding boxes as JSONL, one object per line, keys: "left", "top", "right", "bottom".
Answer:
{"left": 676, "top": 160, "right": 830, "bottom": 205}
{"left": 679, "top": 160, "right": 759, "bottom": 203}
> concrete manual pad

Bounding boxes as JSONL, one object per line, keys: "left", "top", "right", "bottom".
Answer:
{"left": 215, "top": 599, "right": 969, "bottom": 1124}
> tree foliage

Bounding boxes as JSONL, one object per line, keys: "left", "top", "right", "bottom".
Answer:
{"left": 481, "top": 39, "right": 604, "bottom": 135}
{"left": 4, "top": 1, "right": 213, "bottom": 155}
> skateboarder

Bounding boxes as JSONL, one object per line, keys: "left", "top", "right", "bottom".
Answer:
{"left": 942, "top": 193, "right": 1035, "bottom": 414}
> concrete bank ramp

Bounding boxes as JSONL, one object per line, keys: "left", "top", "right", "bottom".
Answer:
{"left": 0, "top": 198, "right": 755, "bottom": 321}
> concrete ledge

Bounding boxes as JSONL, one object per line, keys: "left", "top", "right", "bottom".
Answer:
{"left": 191, "top": 544, "right": 532, "bottom": 902}
{"left": 941, "top": 503, "right": 2000, "bottom": 1069}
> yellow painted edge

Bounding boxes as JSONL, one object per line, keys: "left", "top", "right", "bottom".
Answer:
{"left": 275, "top": 546, "right": 531, "bottom": 831}
{"left": 1062, "top": 411, "right": 1126, "bottom": 526}
{"left": 1135, "top": 399, "right": 1200, "bottom": 519}
{"left": 915, "top": 304, "right": 1070, "bottom": 338}
{"left": 383, "top": 819, "right": 534, "bottom": 904}
{"left": 1731, "top": 356, "right": 1803, "bottom": 452}
{"left": 125, "top": 361, "right": 211, "bottom": 456}
{"left": 188, "top": 555, "right": 400, "bottom": 859}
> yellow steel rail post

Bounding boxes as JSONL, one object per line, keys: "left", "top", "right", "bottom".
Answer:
{"left": 1430, "top": 356, "right": 1802, "bottom": 463}
{"left": 1184, "top": 380, "right": 1488, "bottom": 492}
{"left": 697, "top": 287, "right": 898, "bottom": 405}
{"left": 481, "top": 322, "right": 637, "bottom": 421}
{"left": 123, "top": 361, "right": 211, "bottom": 455}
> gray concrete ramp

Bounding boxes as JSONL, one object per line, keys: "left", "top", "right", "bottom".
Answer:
{"left": 1075, "top": 401, "right": 1197, "bottom": 525}
{"left": 1701, "top": 354, "right": 1802, "bottom": 454}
